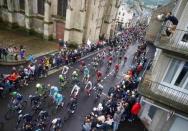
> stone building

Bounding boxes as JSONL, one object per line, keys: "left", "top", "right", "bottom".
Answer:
{"left": 138, "top": 0, "right": 188, "bottom": 131}
{"left": 0, "top": 0, "right": 121, "bottom": 44}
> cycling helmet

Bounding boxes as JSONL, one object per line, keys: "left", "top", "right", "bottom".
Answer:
{"left": 59, "top": 74, "right": 63, "bottom": 78}
{"left": 73, "top": 71, "right": 77, "bottom": 74}
{"left": 11, "top": 91, "right": 17, "bottom": 96}
{"left": 36, "top": 83, "right": 41, "bottom": 88}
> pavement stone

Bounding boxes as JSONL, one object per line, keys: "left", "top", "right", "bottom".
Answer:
{"left": 0, "top": 29, "right": 58, "bottom": 58}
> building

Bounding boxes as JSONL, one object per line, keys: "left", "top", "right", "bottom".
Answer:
{"left": 0, "top": 0, "right": 121, "bottom": 44}
{"left": 116, "top": 3, "right": 133, "bottom": 28}
{"left": 138, "top": 0, "right": 188, "bottom": 131}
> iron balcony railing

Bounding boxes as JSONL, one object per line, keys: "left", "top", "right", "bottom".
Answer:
{"left": 139, "top": 79, "right": 188, "bottom": 113}
{"left": 138, "top": 61, "right": 188, "bottom": 113}
{"left": 155, "top": 24, "right": 188, "bottom": 55}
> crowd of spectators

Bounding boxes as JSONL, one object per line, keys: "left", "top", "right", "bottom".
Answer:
{"left": 0, "top": 45, "right": 26, "bottom": 61}
{"left": 82, "top": 25, "right": 148, "bottom": 131}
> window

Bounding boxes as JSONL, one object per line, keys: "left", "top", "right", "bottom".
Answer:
{"left": 174, "top": 62, "right": 188, "bottom": 87}
{"left": 19, "top": 0, "right": 25, "bottom": 11}
{"left": 58, "top": 0, "right": 67, "bottom": 18}
{"left": 38, "top": 0, "right": 44, "bottom": 15}
{"left": 123, "top": 13, "right": 125, "bottom": 16}
{"left": 182, "top": 33, "right": 188, "bottom": 42}
{"left": 181, "top": 26, "right": 188, "bottom": 42}
{"left": 119, "top": 12, "right": 121, "bottom": 15}
{"left": 163, "top": 59, "right": 188, "bottom": 91}
{"left": 163, "top": 59, "right": 181, "bottom": 83}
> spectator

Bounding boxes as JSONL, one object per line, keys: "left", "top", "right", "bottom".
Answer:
{"left": 164, "top": 12, "right": 179, "bottom": 36}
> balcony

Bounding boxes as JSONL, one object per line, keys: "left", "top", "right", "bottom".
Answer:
{"left": 155, "top": 25, "right": 188, "bottom": 57}
{"left": 138, "top": 78, "right": 188, "bottom": 114}
{"left": 145, "top": 1, "right": 176, "bottom": 42}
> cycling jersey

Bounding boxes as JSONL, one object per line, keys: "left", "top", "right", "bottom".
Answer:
{"left": 23, "top": 114, "right": 32, "bottom": 123}
{"left": 11, "top": 91, "right": 23, "bottom": 101}
{"left": 59, "top": 75, "right": 65, "bottom": 82}
{"left": 36, "top": 84, "right": 46, "bottom": 96}
{"left": 80, "top": 61, "right": 85, "bottom": 67}
{"left": 96, "top": 71, "right": 102, "bottom": 78}
{"left": 108, "top": 56, "right": 113, "bottom": 61}
{"left": 84, "top": 67, "right": 90, "bottom": 77}
{"left": 85, "top": 81, "right": 92, "bottom": 90}
{"left": 71, "top": 84, "right": 80, "bottom": 97}
{"left": 50, "top": 86, "right": 59, "bottom": 98}
{"left": 62, "top": 66, "right": 69, "bottom": 75}
{"left": 115, "top": 64, "right": 120, "bottom": 71}
{"left": 39, "top": 110, "right": 48, "bottom": 120}
{"left": 51, "top": 118, "right": 62, "bottom": 126}
{"left": 54, "top": 92, "right": 64, "bottom": 106}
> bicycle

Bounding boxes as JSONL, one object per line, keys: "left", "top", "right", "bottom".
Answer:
{"left": 51, "top": 101, "right": 64, "bottom": 115}
{"left": 5, "top": 100, "right": 27, "bottom": 120}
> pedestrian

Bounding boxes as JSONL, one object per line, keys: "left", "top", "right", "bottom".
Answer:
{"left": 164, "top": 12, "right": 179, "bottom": 36}
{"left": 129, "top": 101, "right": 141, "bottom": 122}
{"left": 28, "top": 54, "right": 34, "bottom": 63}
{"left": 2, "top": 48, "right": 8, "bottom": 61}
{"left": 113, "top": 108, "right": 124, "bottom": 131}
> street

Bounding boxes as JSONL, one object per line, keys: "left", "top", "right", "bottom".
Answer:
{"left": 0, "top": 42, "right": 154, "bottom": 131}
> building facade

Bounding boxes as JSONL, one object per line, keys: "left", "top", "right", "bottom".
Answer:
{"left": 138, "top": 0, "right": 188, "bottom": 131}
{"left": 0, "top": 0, "right": 121, "bottom": 44}
{"left": 116, "top": 3, "right": 133, "bottom": 28}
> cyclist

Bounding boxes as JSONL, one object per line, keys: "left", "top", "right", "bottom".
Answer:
{"left": 115, "top": 63, "right": 120, "bottom": 73}
{"left": 38, "top": 110, "right": 49, "bottom": 121}
{"left": 29, "top": 94, "right": 41, "bottom": 107}
{"left": 62, "top": 65, "right": 69, "bottom": 78}
{"left": 94, "top": 83, "right": 103, "bottom": 100}
{"left": 59, "top": 74, "right": 66, "bottom": 86}
{"left": 10, "top": 91, "right": 23, "bottom": 109}
{"left": 53, "top": 92, "right": 64, "bottom": 107}
{"left": 83, "top": 66, "right": 90, "bottom": 82}
{"left": 70, "top": 84, "right": 80, "bottom": 98}
{"left": 50, "top": 117, "right": 62, "bottom": 130}
{"left": 23, "top": 113, "right": 33, "bottom": 123}
{"left": 35, "top": 83, "right": 47, "bottom": 96}
{"left": 72, "top": 70, "right": 78, "bottom": 81}
{"left": 108, "top": 56, "right": 112, "bottom": 67}
{"left": 96, "top": 70, "right": 102, "bottom": 82}
{"left": 124, "top": 55, "right": 127, "bottom": 63}
{"left": 22, "top": 113, "right": 33, "bottom": 131}
{"left": 84, "top": 80, "right": 92, "bottom": 96}
{"left": 80, "top": 61, "right": 85, "bottom": 72}
{"left": 92, "top": 58, "right": 99, "bottom": 71}
{"left": 49, "top": 86, "right": 59, "bottom": 99}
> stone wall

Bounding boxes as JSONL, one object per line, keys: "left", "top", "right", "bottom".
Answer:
{"left": 14, "top": 13, "right": 25, "bottom": 27}
{"left": 0, "top": 0, "right": 119, "bottom": 44}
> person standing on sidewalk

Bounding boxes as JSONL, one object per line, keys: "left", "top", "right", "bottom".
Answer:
{"left": 113, "top": 106, "right": 124, "bottom": 131}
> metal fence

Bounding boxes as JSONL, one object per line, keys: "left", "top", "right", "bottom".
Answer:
{"left": 156, "top": 24, "right": 188, "bottom": 54}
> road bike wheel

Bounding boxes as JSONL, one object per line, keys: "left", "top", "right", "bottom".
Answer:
{"left": 4, "top": 110, "right": 14, "bottom": 120}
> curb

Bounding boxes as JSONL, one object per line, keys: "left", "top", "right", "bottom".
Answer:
{"left": 48, "top": 47, "right": 108, "bottom": 75}
{"left": 0, "top": 50, "right": 58, "bottom": 66}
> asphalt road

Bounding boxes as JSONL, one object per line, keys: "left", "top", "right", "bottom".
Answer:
{"left": 0, "top": 42, "right": 155, "bottom": 131}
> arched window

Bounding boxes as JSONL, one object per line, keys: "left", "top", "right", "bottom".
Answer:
{"left": 38, "top": 0, "right": 44, "bottom": 15}
{"left": 19, "top": 0, "right": 25, "bottom": 11}
{"left": 57, "top": 0, "right": 67, "bottom": 18}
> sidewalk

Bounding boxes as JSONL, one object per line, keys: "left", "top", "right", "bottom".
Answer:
{"left": 0, "top": 29, "right": 58, "bottom": 64}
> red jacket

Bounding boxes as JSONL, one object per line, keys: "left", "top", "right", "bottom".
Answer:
{"left": 131, "top": 102, "right": 141, "bottom": 115}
